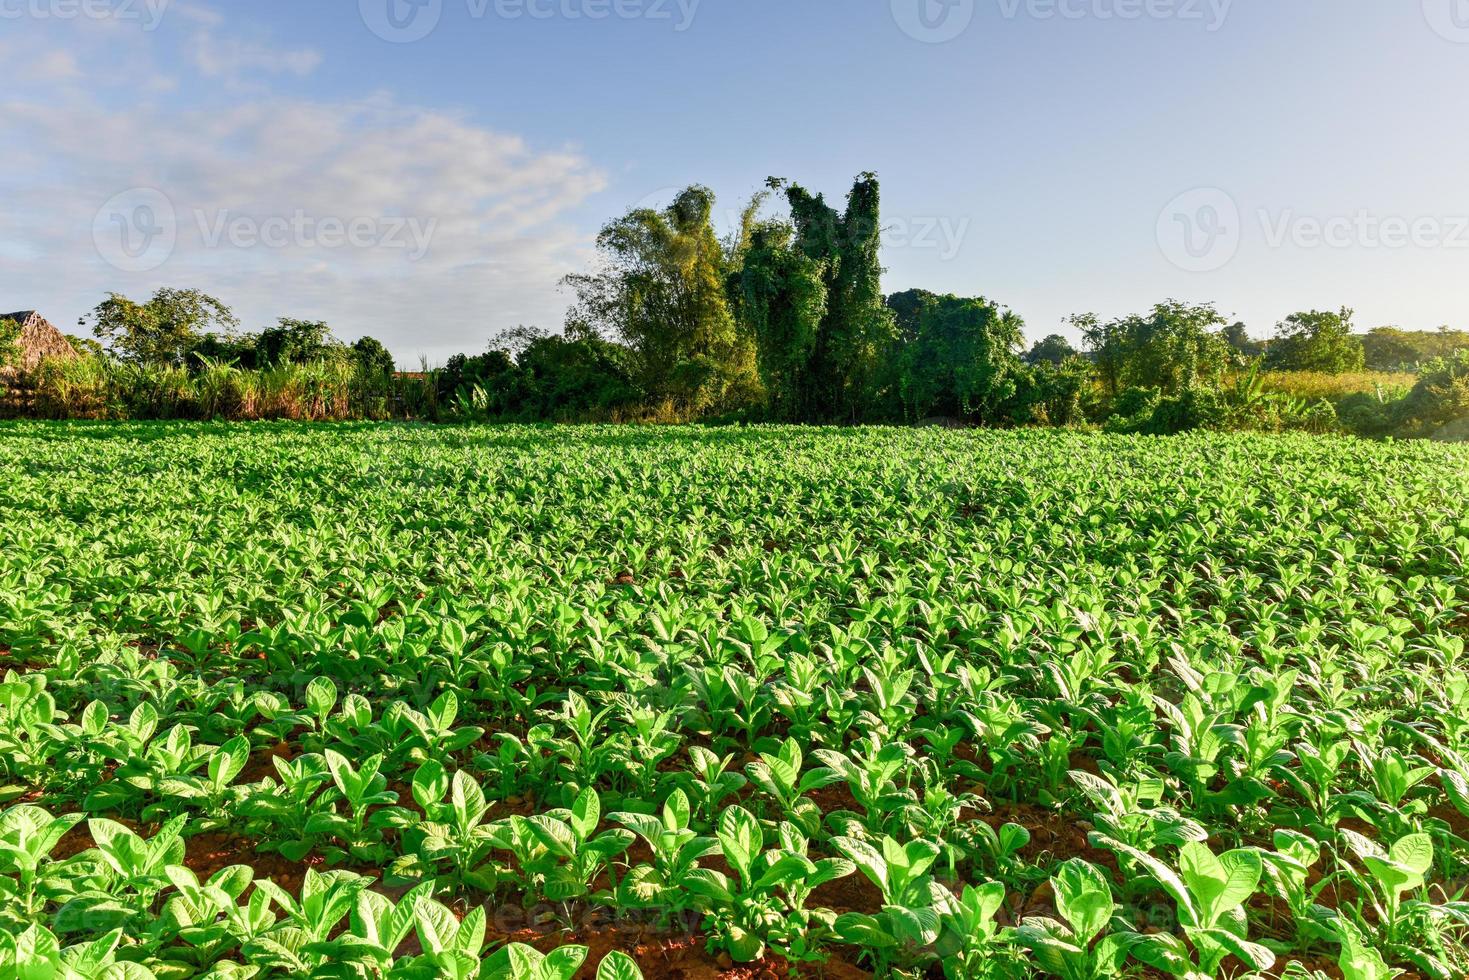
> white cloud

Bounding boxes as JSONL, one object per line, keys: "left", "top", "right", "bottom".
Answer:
{"left": 3, "top": 93, "right": 607, "bottom": 364}
{"left": 169, "top": 0, "right": 225, "bottom": 26}
{"left": 189, "top": 30, "right": 323, "bottom": 82}
{"left": 29, "top": 50, "right": 82, "bottom": 81}
{"left": 0, "top": 2, "right": 617, "bottom": 365}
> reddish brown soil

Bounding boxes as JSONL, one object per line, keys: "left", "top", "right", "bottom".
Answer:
{"left": 184, "top": 832, "right": 338, "bottom": 895}
{"left": 238, "top": 741, "right": 296, "bottom": 783}
{"left": 981, "top": 802, "right": 1115, "bottom": 868}
{"left": 810, "top": 868, "right": 883, "bottom": 915}
{"left": 1429, "top": 802, "right": 1469, "bottom": 841}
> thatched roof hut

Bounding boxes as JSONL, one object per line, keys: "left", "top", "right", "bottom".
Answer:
{"left": 2, "top": 311, "right": 78, "bottom": 374}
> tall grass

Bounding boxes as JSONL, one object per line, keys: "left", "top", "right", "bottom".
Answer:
{"left": 9, "top": 354, "right": 436, "bottom": 422}
{"left": 1253, "top": 370, "right": 1416, "bottom": 403}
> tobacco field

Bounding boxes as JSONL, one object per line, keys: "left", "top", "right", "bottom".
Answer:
{"left": 3, "top": 421, "right": 1469, "bottom": 980}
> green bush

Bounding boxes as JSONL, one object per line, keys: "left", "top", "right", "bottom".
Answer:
{"left": 1390, "top": 351, "right": 1469, "bottom": 437}
{"left": 1338, "top": 392, "right": 1397, "bottom": 438}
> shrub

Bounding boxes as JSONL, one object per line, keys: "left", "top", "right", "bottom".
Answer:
{"left": 1389, "top": 351, "right": 1469, "bottom": 437}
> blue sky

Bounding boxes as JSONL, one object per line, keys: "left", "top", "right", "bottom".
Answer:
{"left": 3, "top": 0, "right": 1467, "bottom": 364}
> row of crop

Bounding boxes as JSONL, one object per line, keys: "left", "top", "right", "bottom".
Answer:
{"left": 7, "top": 659, "right": 1469, "bottom": 975}
{"left": 2, "top": 787, "right": 1457, "bottom": 980}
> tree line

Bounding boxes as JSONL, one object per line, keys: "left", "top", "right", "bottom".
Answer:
{"left": 79, "top": 289, "right": 397, "bottom": 378}
{"left": 5, "top": 173, "right": 1467, "bottom": 436}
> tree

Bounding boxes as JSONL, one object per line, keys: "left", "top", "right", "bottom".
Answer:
{"left": 191, "top": 331, "right": 258, "bottom": 368}
{"left": 440, "top": 344, "right": 521, "bottom": 416}
{"left": 516, "top": 331, "right": 642, "bottom": 419}
{"left": 728, "top": 174, "right": 897, "bottom": 422}
{"left": 898, "top": 294, "right": 1025, "bottom": 422}
{"left": 1221, "top": 321, "right": 1266, "bottom": 359}
{"left": 886, "top": 288, "right": 940, "bottom": 345}
{"left": 729, "top": 223, "right": 827, "bottom": 420}
{"left": 1362, "top": 326, "right": 1469, "bottom": 371}
{"left": 353, "top": 336, "right": 397, "bottom": 377}
{"left": 85, "top": 288, "right": 239, "bottom": 366}
{"left": 1266, "top": 309, "right": 1365, "bottom": 374}
{"left": 779, "top": 173, "right": 896, "bottom": 422}
{"left": 1024, "top": 334, "right": 1079, "bottom": 366}
{"left": 64, "top": 334, "right": 107, "bottom": 358}
{"left": 256, "top": 319, "right": 344, "bottom": 366}
{"left": 564, "top": 185, "right": 758, "bottom": 415}
{"left": 1015, "top": 356, "right": 1094, "bottom": 426}
{"left": 1076, "top": 301, "right": 1230, "bottom": 396}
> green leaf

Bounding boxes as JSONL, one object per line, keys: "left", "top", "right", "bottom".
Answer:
{"left": 1099, "top": 837, "right": 1198, "bottom": 926}
{"left": 413, "top": 897, "right": 460, "bottom": 954}
{"left": 1198, "top": 926, "right": 1276, "bottom": 972}
{"left": 716, "top": 806, "right": 762, "bottom": 885}
{"left": 1388, "top": 833, "right": 1433, "bottom": 877}
{"left": 543, "top": 945, "right": 589, "bottom": 980}
{"left": 595, "top": 950, "right": 643, "bottom": 980}
{"left": 570, "top": 787, "right": 600, "bottom": 841}
{"left": 525, "top": 815, "right": 578, "bottom": 859}
{"left": 1213, "top": 848, "right": 1264, "bottom": 920}
{"left": 413, "top": 760, "right": 449, "bottom": 810}
{"left": 1127, "top": 932, "right": 1193, "bottom": 976}
{"left": 832, "top": 836, "right": 887, "bottom": 897}
{"left": 451, "top": 771, "right": 487, "bottom": 829}
{"left": 833, "top": 912, "right": 896, "bottom": 948}
{"left": 305, "top": 676, "right": 337, "bottom": 720}
{"left": 1052, "top": 858, "right": 1114, "bottom": 945}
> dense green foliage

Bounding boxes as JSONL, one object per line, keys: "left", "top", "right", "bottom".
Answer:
{"left": 0, "top": 318, "right": 20, "bottom": 370}
{"left": 1076, "top": 302, "right": 1232, "bottom": 398}
{"left": 85, "top": 289, "right": 242, "bottom": 368}
{"left": 1341, "top": 351, "right": 1469, "bottom": 438}
{"left": 1363, "top": 328, "right": 1469, "bottom": 372}
{"left": 564, "top": 187, "right": 758, "bottom": 416}
{"left": 5, "top": 174, "right": 1464, "bottom": 439}
{"left": 894, "top": 291, "right": 1023, "bottom": 420}
{"left": 730, "top": 175, "right": 896, "bottom": 422}
{"left": 3, "top": 424, "right": 1469, "bottom": 979}
{"left": 1266, "top": 310, "right": 1367, "bottom": 375}
{"left": 730, "top": 224, "right": 828, "bottom": 421}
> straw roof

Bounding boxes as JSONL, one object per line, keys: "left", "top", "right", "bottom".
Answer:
{"left": 2, "top": 312, "right": 78, "bottom": 373}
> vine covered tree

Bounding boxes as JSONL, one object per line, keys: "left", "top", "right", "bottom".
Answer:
{"left": 728, "top": 222, "right": 827, "bottom": 420}
{"left": 779, "top": 173, "right": 896, "bottom": 421}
